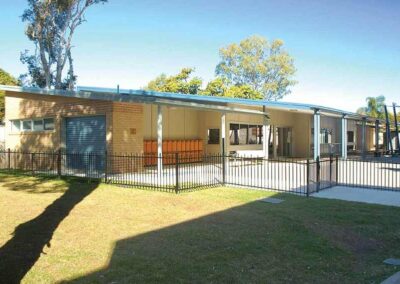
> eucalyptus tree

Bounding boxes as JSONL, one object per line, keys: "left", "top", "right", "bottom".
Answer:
{"left": 20, "top": 0, "right": 107, "bottom": 89}
{"left": 215, "top": 35, "right": 297, "bottom": 101}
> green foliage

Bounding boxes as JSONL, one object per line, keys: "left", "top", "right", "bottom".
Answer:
{"left": 0, "top": 69, "right": 19, "bottom": 122}
{"left": 202, "top": 77, "right": 263, "bottom": 99}
{"left": 357, "top": 96, "right": 386, "bottom": 119}
{"left": 146, "top": 68, "right": 203, "bottom": 94}
{"left": 0, "top": 69, "right": 19, "bottom": 86}
{"left": 202, "top": 78, "right": 226, "bottom": 96}
{"left": 216, "top": 35, "right": 297, "bottom": 101}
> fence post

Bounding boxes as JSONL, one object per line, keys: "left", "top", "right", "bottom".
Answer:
{"left": 335, "top": 155, "right": 339, "bottom": 186}
{"left": 306, "top": 159, "right": 310, "bottom": 197}
{"left": 316, "top": 156, "right": 320, "bottom": 192}
{"left": 7, "top": 148, "right": 11, "bottom": 171}
{"left": 329, "top": 154, "right": 333, "bottom": 186}
{"left": 57, "top": 149, "right": 62, "bottom": 177}
{"left": 31, "top": 153, "right": 35, "bottom": 176}
{"left": 175, "top": 152, "right": 179, "bottom": 193}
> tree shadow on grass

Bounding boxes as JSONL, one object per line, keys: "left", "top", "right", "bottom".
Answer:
{"left": 62, "top": 193, "right": 391, "bottom": 284}
{"left": 0, "top": 176, "right": 99, "bottom": 284}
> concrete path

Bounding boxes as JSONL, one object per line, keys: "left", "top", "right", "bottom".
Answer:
{"left": 312, "top": 186, "right": 400, "bottom": 207}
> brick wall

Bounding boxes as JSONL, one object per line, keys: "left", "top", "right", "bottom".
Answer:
{"left": 4, "top": 91, "right": 144, "bottom": 158}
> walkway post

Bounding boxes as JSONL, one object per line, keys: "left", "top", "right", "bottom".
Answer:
{"left": 361, "top": 117, "right": 367, "bottom": 159}
{"left": 272, "top": 126, "right": 278, "bottom": 158}
{"left": 262, "top": 106, "right": 270, "bottom": 160}
{"left": 7, "top": 148, "right": 11, "bottom": 171}
{"left": 316, "top": 156, "right": 321, "bottom": 192}
{"left": 393, "top": 103, "right": 400, "bottom": 151}
{"left": 375, "top": 120, "right": 380, "bottom": 156}
{"left": 341, "top": 114, "right": 347, "bottom": 159}
{"left": 221, "top": 112, "right": 226, "bottom": 185}
{"left": 306, "top": 159, "right": 310, "bottom": 197}
{"left": 313, "top": 109, "right": 321, "bottom": 160}
{"left": 157, "top": 105, "right": 163, "bottom": 180}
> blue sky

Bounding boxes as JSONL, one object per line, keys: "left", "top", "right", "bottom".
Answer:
{"left": 0, "top": 0, "right": 399, "bottom": 111}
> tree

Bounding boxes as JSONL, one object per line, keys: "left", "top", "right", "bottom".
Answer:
{"left": 202, "top": 78, "right": 263, "bottom": 99}
{"left": 357, "top": 96, "right": 386, "bottom": 119}
{"left": 146, "top": 68, "right": 203, "bottom": 94}
{"left": 215, "top": 35, "right": 296, "bottom": 101}
{"left": 20, "top": 0, "right": 107, "bottom": 90}
{"left": 0, "top": 69, "right": 20, "bottom": 122}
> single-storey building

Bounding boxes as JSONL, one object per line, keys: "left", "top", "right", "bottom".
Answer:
{"left": 0, "top": 85, "right": 386, "bottom": 167}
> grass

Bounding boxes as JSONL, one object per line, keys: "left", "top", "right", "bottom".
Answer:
{"left": 0, "top": 173, "right": 399, "bottom": 283}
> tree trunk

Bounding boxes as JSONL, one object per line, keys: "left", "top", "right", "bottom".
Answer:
{"left": 67, "top": 49, "right": 75, "bottom": 90}
{"left": 38, "top": 42, "right": 51, "bottom": 89}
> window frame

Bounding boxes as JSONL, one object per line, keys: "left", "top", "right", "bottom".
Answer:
{"left": 347, "top": 131, "right": 354, "bottom": 143}
{"left": 10, "top": 118, "right": 55, "bottom": 133}
{"left": 229, "top": 123, "right": 263, "bottom": 146}
{"left": 207, "top": 128, "right": 220, "bottom": 145}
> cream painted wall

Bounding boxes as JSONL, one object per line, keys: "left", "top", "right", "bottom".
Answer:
{"left": 321, "top": 116, "right": 341, "bottom": 144}
{"left": 143, "top": 105, "right": 200, "bottom": 140}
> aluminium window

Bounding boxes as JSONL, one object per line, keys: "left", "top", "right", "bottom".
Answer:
{"left": 44, "top": 118, "right": 55, "bottom": 130}
{"left": 22, "top": 120, "right": 32, "bottom": 131}
{"left": 320, "top": 128, "right": 332, "bottom": 144}
{"left": 11, "top": 120, "right": 21, "bottom": 132}
{"left": 207, "top": 129, "right": 220, "bottom": 144}
{"left": 347, "top": 131, "right": 354, "bottom": 143}
{"left": 33, "top": 120, "right": 44, "bottom": 131}
{"left": 10, "top": 118, "right": 55, "bottom": 132}
{"left": 230, "top": 123, "right": 263, "bottom": 145}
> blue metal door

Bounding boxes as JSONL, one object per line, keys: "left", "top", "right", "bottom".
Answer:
{"left": 66, "top": 116, "right": 106, "bottom": 171}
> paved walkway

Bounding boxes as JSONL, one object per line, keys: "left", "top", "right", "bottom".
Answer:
{"left": 312, "top": 186, "right": 400, "bottom": 207}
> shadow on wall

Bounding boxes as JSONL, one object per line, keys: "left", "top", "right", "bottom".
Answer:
{"left": 8, "top": 92, "right": 112, "bottom": 152}
{"left": 0, "top": 176, "right": 99, "bottom": 284}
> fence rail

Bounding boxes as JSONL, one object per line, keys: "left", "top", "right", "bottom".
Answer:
{"left": 1, "top": 149, "right": 398, "bottom": 194}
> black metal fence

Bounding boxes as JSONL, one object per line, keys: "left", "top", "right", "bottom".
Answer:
{"left": 1, "top": 149, "right": 398, "bottom": 194}
{"left": 337, "top": 157, "right": 400, "bottom": 190}
{"left": 0, "top": 149, "right": 340, "bottom": 195}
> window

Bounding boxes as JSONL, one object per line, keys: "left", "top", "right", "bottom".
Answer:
{"left": 320, "top": 128, "right": 332, "bottom": 144}
{"left": 230, "top": 123, "right": 263, "bottom": 145}
{"left": 248, "top": 125, "right": 257, "bottom": 144}
{"left": 11, "top": 120, "right": 21, "bottom": 132}
{"left": 347, "top": 131, "right": 354, "bottom": 143}
{"left": 207, "top": 129, "right": 220, "bottom": 144}
{"left": 230, "top": 124, "right": 239, "bottom": 145}
{"left": 44, "top": 118, "right": 55, "bottom": 130}
{"left": 10, "top": 118, "right": 55, "bottom": 132}
{"left": 33, "top": 120, "right": 44, "bottom": 131}
{"left": 22, "top": 120, "right": 32, "bottom": 131}
{"left": 238, "top": 124, "right": 248, "bottom": 145}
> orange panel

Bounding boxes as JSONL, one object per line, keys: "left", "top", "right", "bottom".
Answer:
{"left": 167, "top": 141, "right": 172, "bottom": 153}
{"left": 151, "top": 141, "right": 156, "bottom": 153}
{"left": 172, "top": 141, "right": 177, "bottom": 153}
{"left": 162, "top": 141, "right": 167, "bottom": 153}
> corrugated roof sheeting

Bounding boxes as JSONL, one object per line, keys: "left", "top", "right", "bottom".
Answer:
{"left": 0, "top": 84, "right": 384, "bottom": 123}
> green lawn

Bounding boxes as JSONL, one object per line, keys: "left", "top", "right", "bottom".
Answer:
{"left": 0, "top": 173, "right": 399, "bottom": 283}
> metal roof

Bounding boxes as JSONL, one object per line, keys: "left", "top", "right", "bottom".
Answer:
{"left": 0, "top": 84, "right": 382, "bottom": 122}
{"left": 76, "top": 86, "right": 378, "bottom": 121}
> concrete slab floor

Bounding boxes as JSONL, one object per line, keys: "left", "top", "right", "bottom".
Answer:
{"left": 312, "top": 186, "right": 400, "bottom": 207}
